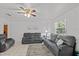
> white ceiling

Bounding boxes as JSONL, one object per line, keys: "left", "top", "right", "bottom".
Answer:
{"left": 0, "top": 3, "right": 79, "bottom": 21}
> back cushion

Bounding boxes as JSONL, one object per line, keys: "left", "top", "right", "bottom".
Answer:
{"left": 62, "top": 36, "right": 76, "bottom": 47}
{"left": 51, "top": 33, "right": 58, "bottom": 42}
{"left": 0, "top": 39, "right": 5, "bottom": 48}
{"left": 23, "top": 33, "right": 41, "bottom": 39}
{"left": 55, "top": 35, "right": 63, "bottom": 42}
{"left": 0, "top": 34, "right": 5, "bottom": 39}
{"left": 55, "top": 35, "right": 76, "bottom": 47}
{"left": 23, "top": 33, "right": 32, "bottom": 37}
{"left": 0, "top": 34, "right": 5, "bottom": 47}
{"left": 0, "top": 34, "right": 6, "bottom": 52}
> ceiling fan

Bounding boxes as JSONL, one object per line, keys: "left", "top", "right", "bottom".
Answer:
{"left": 16, "top": 6, "right": 37, "bottom": 18}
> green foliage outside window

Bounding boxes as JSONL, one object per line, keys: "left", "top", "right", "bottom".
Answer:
{"left": 56, "top": 21, "right": 66, "bottom": 34}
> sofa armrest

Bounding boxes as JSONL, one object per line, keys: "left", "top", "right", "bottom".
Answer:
{"left": 58, "top": 44, "right": 73, "bottom": 56}
{"left": 44, "top": 39, "right": 59, "bottom": 56}
{"left": 6, "top": 38, "right": 15, "bottom": 49}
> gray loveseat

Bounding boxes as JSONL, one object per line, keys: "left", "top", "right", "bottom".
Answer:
{"left": 44, "top": 34, "right": 76, "bottom": 56}
{"left": 22, "top": 33, "right": 43, "bottom": 44}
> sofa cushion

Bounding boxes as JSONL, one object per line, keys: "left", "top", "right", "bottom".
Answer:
{"left": 0, "top": 38, "right": 6, "bottom": 52}
{"left": 23, "top": 33, "right": 41, "bottom": 38}
{"left": 23, "top": 33, "right": 32, "bottom": 37}
{"left": 59, "top": 45, "right": 73, "bottom": 56}
{"left": 0, "top": 34, "right": 6, "bottom": 47}
{"left": 44, "top": 39, "right": 59, "bottom": 56}
{"left": 54, "top": 35, "right": 76, "bottom": 47}
{"left": 0, "top": 34, "right": 5, "bottom": 39}
{"left": 51, "top": 33, "right": 58, "bottom": 42}
{"left": 62, "top": 36, "right": 76, "bottom": 47}
{"left": 0, "top": 39, "right": 5, "bottom": 45}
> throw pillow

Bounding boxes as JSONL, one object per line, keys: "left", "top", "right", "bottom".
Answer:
{"left": 56, "top": 39, "right": 64, "bottom": 46}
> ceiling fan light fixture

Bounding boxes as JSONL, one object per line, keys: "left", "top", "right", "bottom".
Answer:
{"left": 24, "top": 13, "right": 31, "bottom": 18}
{"left": 27, "top": 14, "right": 31, "bottom": 18}
{"left": 24, "top": 14, "right": 27, "bottom": 16}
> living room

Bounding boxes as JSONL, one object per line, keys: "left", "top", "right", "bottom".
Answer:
{"left": 0, "top": 3, "right": 79, "bottom": 56}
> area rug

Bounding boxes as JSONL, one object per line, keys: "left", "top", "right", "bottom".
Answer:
{"left": 26, "top": 43, "right": 54, "bottom": 56}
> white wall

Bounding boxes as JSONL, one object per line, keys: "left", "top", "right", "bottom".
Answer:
{"left": 5, "top": 14, "right": 52, "bottom": 42}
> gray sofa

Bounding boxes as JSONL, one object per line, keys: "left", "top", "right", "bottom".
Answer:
{"left": 44, "top": 34, "right": 76, "bottom": 56}
{"left": 22, "top": 33, "right": 43, "bottom": 44}
{"left": 0, "top": 34, "right": 15, "bottom": 52}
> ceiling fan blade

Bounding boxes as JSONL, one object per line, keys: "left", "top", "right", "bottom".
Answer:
{"left": 32, "top": 9, "right": 36, "bottom": 12}
{"left": 17, "top": 12, "right": 25, "bottom": 14}
{"left": 19, "top": 7, "right": 25, "bottom": 10}
{"left": 31, "top": 14, "right": 36, "bottom": 17}
{"left": 8, "top": 8, "right": 21, "bottom": 10}
{"left": 6, "top": 13, "right": 12, "bottom": 16}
